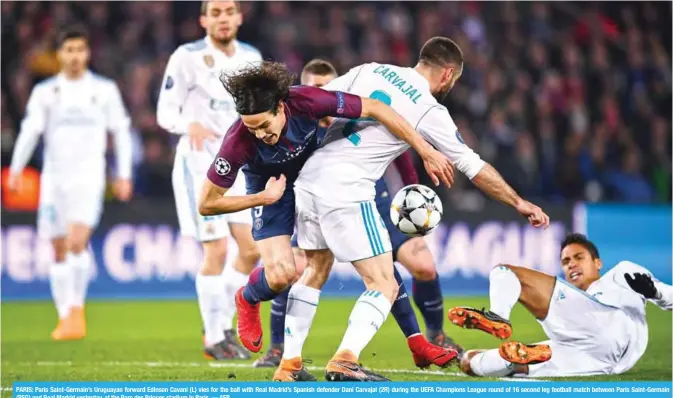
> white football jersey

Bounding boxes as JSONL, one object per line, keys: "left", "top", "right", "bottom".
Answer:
{"left": 294, "top": 62, "right": 485, "bottom": 204}
{"left": 156, "top": 37, "right": 262, "bottom": 157}
{"left": 9, "top": 71, "right": 132, "bottom": 180}
{"left": 581, "top": 261, "right": 671, "bottom": 374}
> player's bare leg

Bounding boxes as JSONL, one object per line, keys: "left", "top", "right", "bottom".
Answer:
{"left": 396, "top": 237, "right": 462, "bottom": 352}
{"left": 237, "top": 235, "right": 297, "bottom": 353}
{"left": 449, "top": 264, "right": 556, "bottom": 339}
{"left": 197, "top": 237, "right": 242, "bottom": 360}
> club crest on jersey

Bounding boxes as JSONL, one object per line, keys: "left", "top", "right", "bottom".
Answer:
{"left": 254, "top": 217, "right": 264, "bottom": 231}
{"left": 203, "top": 55, "right": 215, "bottom": 68}
{"left": 214, "top": 157, "right": 231, "bottom": 176}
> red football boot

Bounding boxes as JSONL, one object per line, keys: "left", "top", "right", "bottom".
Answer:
{"left": 235, "top": 287, "right": 263, "bottom": 353}
{"left": 407, "top": 334, "right": 459, "bottom": 369}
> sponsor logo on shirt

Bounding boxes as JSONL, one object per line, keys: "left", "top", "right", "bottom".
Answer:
{"left": 214, "top": 157, "right": 231, "bottom": 176}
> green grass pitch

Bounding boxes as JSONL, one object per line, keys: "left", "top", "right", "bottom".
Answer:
{"left": 2, "top": 297, "right": 671, "bottom": 393}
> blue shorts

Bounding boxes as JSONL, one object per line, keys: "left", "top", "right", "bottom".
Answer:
{"left": 247, "top": 175, "right": 296, "bottom": 241}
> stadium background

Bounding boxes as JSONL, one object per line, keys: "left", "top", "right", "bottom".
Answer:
{"left": 1, "top": 0, "right": 671, "bottom": 384}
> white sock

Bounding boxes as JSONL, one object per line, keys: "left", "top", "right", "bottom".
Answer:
{"left": 69, "top": 251, "right": 92, "bottom": 308}
{"left": 49, "top": 261, "right": 74, "bottom": 319}
{"left": 336, "top": 290, "right": 392, "bottom": 358}
{"left": 469, "top": 349, "right": 515, "bottom": 377}
{"left": 283, "top": 284, "right": 320, "bottom": 360}
{"left": 220, "top": 267, "right": 249, "bottom": 331}
{"left": 196, "top": 273, "right": 226, "bottom": 346}
{"left": 489, "top": 265, "right": 521, "bottom": 320}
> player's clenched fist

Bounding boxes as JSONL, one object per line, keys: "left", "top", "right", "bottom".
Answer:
{"left": 420, "top": 147, "right": 455, "bottom": 187}
{"left": 261, "top": 174, "right": 286, "bottom": 205}
{"left": 515, "top": 200, "right": 550, "bottom": 229}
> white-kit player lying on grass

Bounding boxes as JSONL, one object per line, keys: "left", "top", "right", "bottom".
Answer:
{"left": 448, "top": 233, "right": 672, "bottom": 378}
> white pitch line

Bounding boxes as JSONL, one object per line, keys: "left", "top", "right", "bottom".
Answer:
{"left": 28, "top": 361, "right": 545, "bottom": 382}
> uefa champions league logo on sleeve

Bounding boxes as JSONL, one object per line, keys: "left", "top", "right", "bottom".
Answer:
{"left": 214, "top": 158, "right": 231, "bottom": 176}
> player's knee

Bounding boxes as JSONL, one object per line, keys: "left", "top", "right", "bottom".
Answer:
{"left": 409, "top": 261, "right": 437, "bottom": 281}
{"left": 265, "top": 260, "right": 297, "bottom": 291}
{"left": 68, "top": 240, "right": 88, "bottom": 255}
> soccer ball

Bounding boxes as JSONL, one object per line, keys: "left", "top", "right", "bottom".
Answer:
{"left": 390, "top": 184, "right": 443, "bottom": 236}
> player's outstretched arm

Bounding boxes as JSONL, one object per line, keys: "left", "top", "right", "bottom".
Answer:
{"left": 198, "top": 176, "right": 285, "bottom": 216}
{"left": 360, "top": 98, "right": 454, "bottom": 187}
{"left": 471, "top": 163, "right": 550, "bottom": 229}
{"left": 415, "top": 107, "right": 548, "bottom": 228}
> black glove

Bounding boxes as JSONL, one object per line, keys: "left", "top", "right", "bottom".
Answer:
{"left": 624, "top": 273, "right": 659, "bottom": 299}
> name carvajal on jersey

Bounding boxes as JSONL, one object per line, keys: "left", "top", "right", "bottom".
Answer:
{"left": 373, "top": 65, "right": 422, "bottom": 103}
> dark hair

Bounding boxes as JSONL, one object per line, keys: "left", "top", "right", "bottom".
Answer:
{"left": 220, "top": 61, "right": 295, "bottom": 115}
{"left": 201, "top": 1, "right": 240, "bottom": 15}
{"left": 302, "top": 59, "right": 338, "bottom": 77}
{"left": 57, "top": 26, "right": 89, "bottom": 48}
{"left": 418, "top": 36, "right": 463, "bottom": 69}
{"left": 561, "top": 233, "right": 600, "bottom": 259}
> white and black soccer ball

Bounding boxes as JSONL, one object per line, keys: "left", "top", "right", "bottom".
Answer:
{"left": 390, "top": 184, "right": 443, "bottom": 236}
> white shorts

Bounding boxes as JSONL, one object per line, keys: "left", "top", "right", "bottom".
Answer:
{"left": 38, "top": 173, "right": 105, "bottom": 239}
{"left": 172, "top": 150, "right": 251, "bottom": 242}
{"left": 295, "top": 188, "right": 392, "bottom": 263}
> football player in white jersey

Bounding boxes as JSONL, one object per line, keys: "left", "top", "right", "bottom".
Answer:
{"left": 283, "top": 37, "right": 550, "bottom": 381}
{"left": 156, "top": 1, "right": 261, "bottom": 360}
{"left": 450, "top": 233, "right": 672, "bottom": 378}
{"left": 8, "top": 27, "right": 133, "bottom": 340}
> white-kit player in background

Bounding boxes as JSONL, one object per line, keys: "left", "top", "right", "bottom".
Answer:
{"left": 280, "top": 37, "right": 551, "bottom": 381}
{"left": 8, "top": 27, "right": 134, "bottom": 341}
{"left": 156, "top": 1, "right": 262, "bottom": 360}
{"left": 450, "top": 233, "right": 673, "bottom": 378}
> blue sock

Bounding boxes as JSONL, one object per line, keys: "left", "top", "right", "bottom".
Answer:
{"left": 412, "top": 276, "right": 444, "bottom": 333}
{"left": 391, "top": 267, "right": 421, "bottom": 338}
{"left": 242, "top": 268, "right": 278, "bottom": 304}
{"left": 270, "top": 288, "right": 289, "bottom": 347}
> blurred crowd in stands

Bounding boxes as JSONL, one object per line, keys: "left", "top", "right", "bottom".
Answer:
{"left": 1, "top": 1, "right": 671, "bottom": 204}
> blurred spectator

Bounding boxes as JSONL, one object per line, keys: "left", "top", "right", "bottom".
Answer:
{"left": 1, "top": 1, "right": 670, "bottom": 204}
